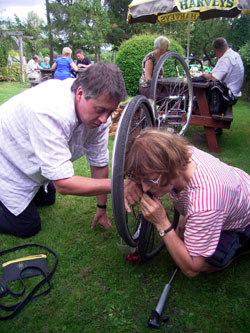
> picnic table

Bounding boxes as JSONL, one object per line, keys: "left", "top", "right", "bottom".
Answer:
{"left": 190, "top": 80, "right": 233, "bottom": 153}
{"left": 40, "top": 68, "right": 54, "bottom": 81}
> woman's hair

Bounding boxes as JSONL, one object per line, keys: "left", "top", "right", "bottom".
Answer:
{"left": 44, "top": 56, "right": 50, "bottom": 62}
{"left": 154, "top": 36, "right": 170, "bottom": 50}
{"left": 125, "top": 128, "right": 191, "bottom": 185}
{"left": 62, "top": 47, "right": 72, "bottom": 56}
{"left": 71, "top": 62, "right": 127, "bottom": 102}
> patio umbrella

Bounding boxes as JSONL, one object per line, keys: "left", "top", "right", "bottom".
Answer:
{"left": 128, "top": 0, "right": 250, "bottom": 58}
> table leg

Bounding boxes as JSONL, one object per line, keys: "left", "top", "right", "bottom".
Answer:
{"left": 204, "top": 127, "right": 220, "bottom": 153}
{"left": 194, "top": 87, "right": 220, "bottom": 153}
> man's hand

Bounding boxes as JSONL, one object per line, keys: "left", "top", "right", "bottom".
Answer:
{"left": 91, "top": 208, "right": 111, "bottom": 230}
{"left": 124, "top": 179, "right": 143, "bottom": 213}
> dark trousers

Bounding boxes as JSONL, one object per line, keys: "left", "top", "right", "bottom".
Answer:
{"left": 0, "top": 183, "right": 56, "bottom": 238}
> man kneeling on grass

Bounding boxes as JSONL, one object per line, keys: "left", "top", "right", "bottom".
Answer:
{"left": 0, "top": 62, "right": 127, "bottom": 237}
{"left": 124, "top": 128, "right": 250, "bottom": 277}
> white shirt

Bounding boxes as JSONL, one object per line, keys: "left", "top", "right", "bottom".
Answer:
{"left": 212, "top": 48, "right": 244, "bottom": 97}
{"left": 26, "top": 59, "right": 41, "bottom": 75}
{"left": 0, "top": 79, "right": 111, "bottom": 215}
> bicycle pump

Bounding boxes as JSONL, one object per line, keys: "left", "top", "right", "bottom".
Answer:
{"left": 148, "top": 267, "right": 179, "bottom": 328}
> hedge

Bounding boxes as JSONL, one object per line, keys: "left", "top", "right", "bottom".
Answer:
{"left": 0, "top": 64, "right": 27, "bottom": 82}
{"left": 115, "top": 34, "right": 184, "bottom": 96}
{"left": 239, "top": 42, "right": 250, "bottom": 101}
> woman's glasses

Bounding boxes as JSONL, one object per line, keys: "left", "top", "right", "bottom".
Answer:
{"left": 128, "top": 174, "right": 161, "bottom": 186}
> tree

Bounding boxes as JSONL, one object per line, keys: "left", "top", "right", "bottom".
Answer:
{"left": 231, "top": 15, "right": 250, "bottom": 51}
{"left": 190, "top": 18, "right": 232, "bottom": 66}
{"left": 48, "top": 0, "right": 111, "bottom": 61}
{"left": 0, "top": 12, "right": 46, "bottom": 61}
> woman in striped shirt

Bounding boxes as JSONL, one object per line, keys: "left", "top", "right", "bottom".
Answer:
{"left": 124, "top": 128, "right": 250, "bottom": 277}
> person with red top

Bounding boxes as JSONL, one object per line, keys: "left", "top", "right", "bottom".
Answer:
{"left": 124, "top": 128, "right": 250, "bottom": 277}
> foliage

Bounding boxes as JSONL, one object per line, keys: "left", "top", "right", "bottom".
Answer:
{"left": 115, "top": 34, "right": 184, "bottom": 96}
{"left": 190, "top": 18, "right": 232, "bottom": 66}
{"left": 0, "top": 37, "right": 9, "bottom": 67}
{"left": 48, "top": 0, "right": 111, "bottom": 61}
{"left": 0, "top": 64, "right": 25, "bottom": 82}
{"left": 0, "top": 82, "right": 250, "bottom": 332}
{"left": 230, "top": 14, "right": 250, "bottom": 51}
{"left": 104, "top": 0, "right": 192, "bottom": 52}
{"left": 239, "top": 42, "right": 250, "bottom": 101}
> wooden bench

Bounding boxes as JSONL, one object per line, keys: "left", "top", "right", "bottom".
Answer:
{"left": 190, "top": 106, "right": 233, "bottom": 153}
{"left": 189, "top": 82, "right": 234, "bottom": 153}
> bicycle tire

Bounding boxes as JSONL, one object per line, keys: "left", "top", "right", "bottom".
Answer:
{"left": 150, "top": 51, "right": 193, "bottom": 136}
{"left": 111, "top": 95, "right": 155, "bottom": 247}
{"left": 138, "top": 207, "right": 180, "bottom": 262}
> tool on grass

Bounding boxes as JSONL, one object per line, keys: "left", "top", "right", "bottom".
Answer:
{"left": 148, "top": 267, "right": 179, "bottom": 329}
{"left": 0, "top": 243, "right": 58, "bottom": 320}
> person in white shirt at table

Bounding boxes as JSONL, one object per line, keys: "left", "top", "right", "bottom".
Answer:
{"left": 26, "top": 55, "right": 43, "bottom": 83}
{"left": 202, "top": 37, "right": 244, "bottom": 99}
{"left": 0, "top": 62, "right": 126, "bottom": 237}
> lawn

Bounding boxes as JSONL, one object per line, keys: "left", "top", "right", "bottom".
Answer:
{"left": 0, "top": 82, "right": 249, "bottom": 332}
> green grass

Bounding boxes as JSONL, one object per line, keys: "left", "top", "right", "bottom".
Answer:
{"left": 0, "top": 82, "right": 30, "bottom": 104}
{"left": 0, "top": 83, "right": 250, "bottom": 332}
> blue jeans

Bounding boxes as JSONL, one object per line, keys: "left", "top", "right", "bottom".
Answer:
{"left": 207, "top": 224, "right": 250, "bottom": 268}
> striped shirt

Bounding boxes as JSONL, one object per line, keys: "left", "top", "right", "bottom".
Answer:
{"left": 170, "top": 147, "right": 250, "bottom": 258}
{"left": 0, "top": 79, "right": 111, "bottom": 216}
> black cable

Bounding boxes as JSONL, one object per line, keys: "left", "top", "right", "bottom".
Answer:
{"left": 0, "top": 244, "right": 58, "bottom": 320}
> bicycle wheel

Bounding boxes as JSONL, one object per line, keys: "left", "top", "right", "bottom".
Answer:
{"left": 150, "top": 51, "right": 193, "bottom": 136}
{"left": 111, "top": 95, "right": 155, "bottom": 247}
{"left": 138, "top": 197, "right": 180, "bottom": 262}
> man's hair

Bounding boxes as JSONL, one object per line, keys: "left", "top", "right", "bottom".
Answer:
{"left": 33, "top": 55, "right": 39, "bottom": 60}
{"left": 154, "top": 36, "right": 170, "bottom": 50}
{"left": 125, "top": 128, "right": 191, "bottom": 185}
{"left": 62, "top": 47, "right": 72, "bottom": 56}
{"left": 76, "top": 49, "right": 84, "bottom": 55}
{"left": 213, "top": 37, "right": 228, "bottom": 50}
{"left": 71, "top": 62, "right": 127, "bottom": 102}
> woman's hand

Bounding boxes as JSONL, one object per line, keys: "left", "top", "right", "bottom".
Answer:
{"left": 140, "top": 193, "right": 171, "bottom": 230}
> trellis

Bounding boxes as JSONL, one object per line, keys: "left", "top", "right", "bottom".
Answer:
{"left": 0, "top": 31, "right": 25, "bottom": 82}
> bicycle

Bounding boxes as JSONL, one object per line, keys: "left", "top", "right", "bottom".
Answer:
{"left": 111, "top": 52, "right": 193, "bottom": 261}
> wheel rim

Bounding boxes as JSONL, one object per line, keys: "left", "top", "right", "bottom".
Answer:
{"left": 111, "top": 95, "right": 154, "bottom": 247}
{"left": 150, "top": 52, "right": 193, "bottom": 136}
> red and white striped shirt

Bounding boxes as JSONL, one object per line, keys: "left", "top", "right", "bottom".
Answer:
{"left": 170, "top": 147, "right": 250, "bottom": 258}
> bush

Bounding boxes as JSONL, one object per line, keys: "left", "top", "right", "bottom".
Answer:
{"left": 239, "top": 42, "right": 250, "bottom": 101}
{"left": 0, "top": 64, "right": 27, "bottom": 82}
{"left": 115, "top": 34, "right": 184, "bottom": 96}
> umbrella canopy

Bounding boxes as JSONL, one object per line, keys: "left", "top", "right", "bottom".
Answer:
{"left": 128, "top": 0, "right": 250, "bottom": 58}
{"left": 128, "top": 0, "right": 250, "bottom": 24}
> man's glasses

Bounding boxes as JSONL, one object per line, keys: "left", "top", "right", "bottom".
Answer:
{"left": 128, "top": 174, "right": 161, "bottom": 186}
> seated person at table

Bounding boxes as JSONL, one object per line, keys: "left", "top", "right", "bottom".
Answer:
{"left": 40, "top": 56, "right": 51, "bottom": 69}
{"left": 139, "top": 36, "right": 170, "bottom": 98}
{"left": 51, "top": 47, "right": 78, "bottom": 80}
{"left": 26, "top": 55, "right": 42, "bottom": 83}
{"left": 124, "top": 128, "right": 250, "bottom": 278}
{"left": 76, "top": 49, "right": 92, "bottom": 69}
{"left": 202, "top": 37, "right": 244, "bottom": 114}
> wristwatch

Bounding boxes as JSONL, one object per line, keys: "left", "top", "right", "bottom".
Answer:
{"left": 158, "top": 225, "right": 173, "bottom": 237}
